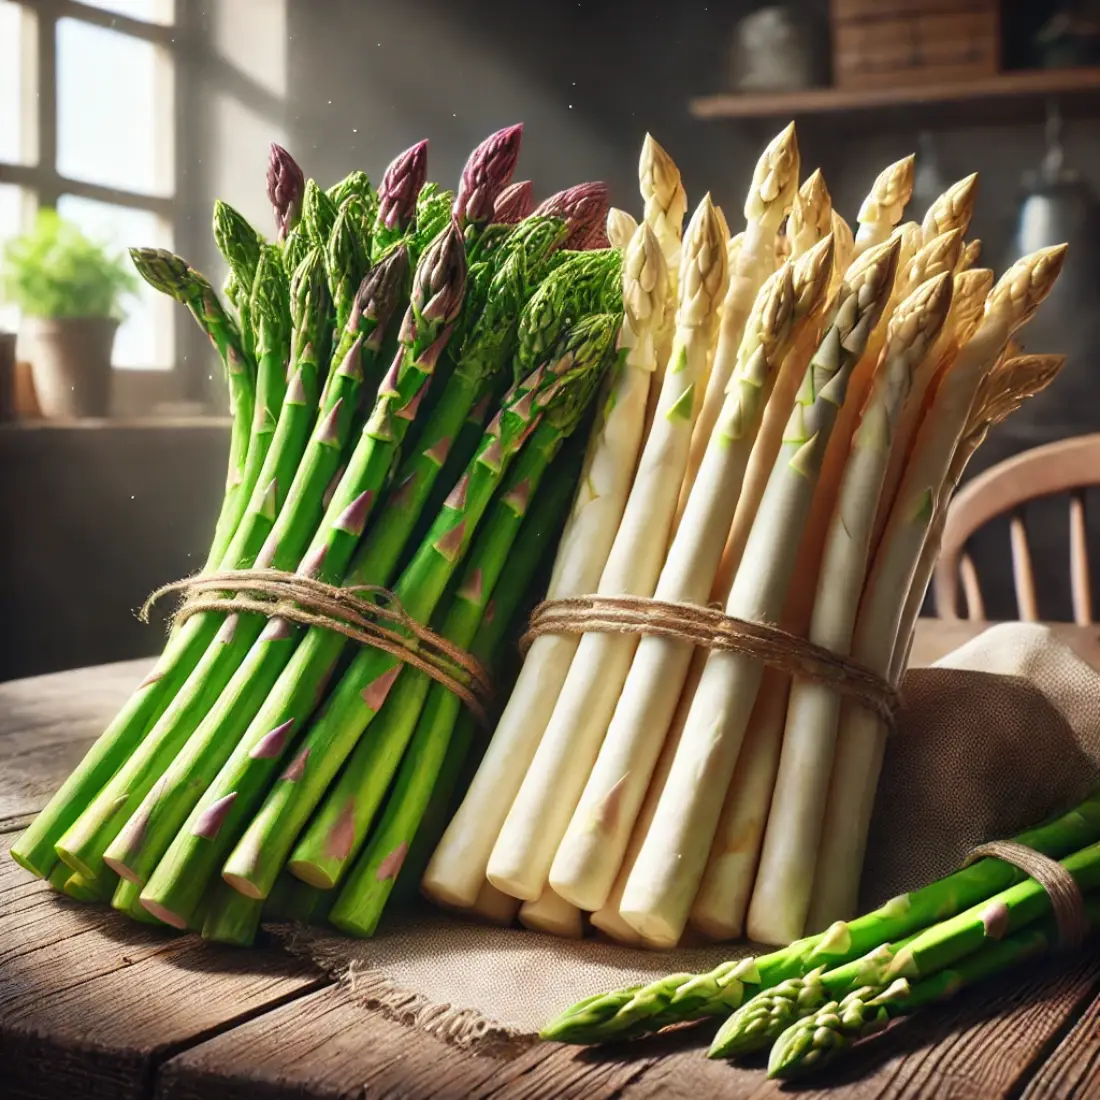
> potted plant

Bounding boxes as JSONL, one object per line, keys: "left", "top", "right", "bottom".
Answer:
{"left": 1, "top": 210, "right": 137, "bottom": 419}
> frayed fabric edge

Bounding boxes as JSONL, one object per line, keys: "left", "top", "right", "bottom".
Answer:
{"left": 267, "top": 921, "right": 539, "bottom": 1058}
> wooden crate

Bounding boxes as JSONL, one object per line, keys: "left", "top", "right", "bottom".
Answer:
{"left": 831, "top": 0, "right": 1000, "bottom": 90}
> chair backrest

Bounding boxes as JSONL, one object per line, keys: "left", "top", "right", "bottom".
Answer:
{"left": 934, "top": 434, "right": 1100, "bottom": 623}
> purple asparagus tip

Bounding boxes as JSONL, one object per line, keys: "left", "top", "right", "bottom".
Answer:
{"left": 583, "top": 225, "right": 611, "bottom": 250}
{"left": 377, "top": 139, "right": 429, "bottom": 232}
{"left": 535, "top": 181, "right": 610, "bottom": 248}
{"left": 413, "top": 218, "right": 467, "bottom": 324}
{"left": 454, "top": 123, "right": 523, "bottom": 229}
{"left": 493, "top": 179, "right": 534, "bottom": 224}
{"left": 267, "top": 142, "right": 305, "bottom": 241}
{"left": 352, "top": 243, "right": 409, "bottom": 335}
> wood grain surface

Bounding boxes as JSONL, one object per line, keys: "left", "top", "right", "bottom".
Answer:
{"left": 3, "top": 639, "right": 1100, "bottom": 1100}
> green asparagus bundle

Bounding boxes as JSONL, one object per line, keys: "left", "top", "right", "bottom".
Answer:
{"left": 710, "top": 838, "right": 1100, "bottom": 1058}
{"left": 100, "top": 228, "right": 462, "bottom": 898}
{"left": 541, "top": 792, "right": 1100, "bottom": 1043}
{"left": 766, "top": 892, "right": 1100, "bottom": 1079}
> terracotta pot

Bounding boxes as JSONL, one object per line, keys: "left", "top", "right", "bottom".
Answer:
{"left": 22, "top": 315, "right": 118, "bottom": 419}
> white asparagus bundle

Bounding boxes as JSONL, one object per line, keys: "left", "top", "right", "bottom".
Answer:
{"left": 959, "top": 237, "right": 982, "bottom": 272}
{"left": 640, "top": 134, "right": 688, "bottom": 436}
{"left": 688, "top": 269, "right": 990, "bottom": 943}
{"left": 852, "top": 156, "right": 915, "bottom": 257}
{"left": 549, "top": 239, "right": 835, "bottom": 912}
{"left": 805, "top": 245, "right": 1069, "bottom": 933}
{"left": 745, "top": 272, "right": 954, "bottom": 946}
{"left": 889, "top": 352, "right": 1066, "bottom": 677}
{"left": 485, "top": 196, "right": 729, "bottom": 902}
{"left": 681, "top": 125, "right": 800, "bottom": 504}
{"left": 830, "top": 211, "right": 855, "bottom": 291}
{"left": 606, "top": 207, "right": 639, "bottom": 251}
{"left": 518, "top": 889, "right": 585, "bottom": 938}
{"left": 420, "top": 223, "right": 668, "bottom": 909}
{"left": 617, "top": 238, "right": 901, "bottom": 947}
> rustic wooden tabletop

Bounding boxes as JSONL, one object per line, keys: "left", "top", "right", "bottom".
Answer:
{"left": 3, "top": 621, "right": 1100, "bottom": 1100}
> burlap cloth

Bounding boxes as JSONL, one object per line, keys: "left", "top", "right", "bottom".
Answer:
{"left": 271, "top": 622, "right": 1100, "bottom": 1047}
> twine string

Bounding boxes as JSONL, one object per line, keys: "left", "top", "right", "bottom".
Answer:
{"left": 140, "top": 570, "right": 493, "bottom": 723}
{"left": 964, "top": 839, "right": 1088, "bottom": 951}
{"left": 521, "top": 594, "right": 900, "bottom": 725}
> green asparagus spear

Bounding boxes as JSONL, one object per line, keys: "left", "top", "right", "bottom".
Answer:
{"left": 540, "top": 792, "right": 1100, "bottom": 1044}
{"left": 327, "top": 170, "right": 372, "bottom": 208}
{"left": 453, "top": 125, "right": 523, "bottom": 233}
{"left": 410, "top": 183, "right": 455, "bottom": 263}
{"left": 53, "top": 249, "right": 334, "bottom": 882}
{"left": 282, "top": 224, "right": 311, "bottom": 277}
{"left": 134, "top": 224, "right": 469, "bottom": 927}
{"left": 95, "top": 246, "right": 414, "bottom": 891}
{"left": 326, "top": 203, "right": 370, "bottom": 335}
{"left": 202, "top": 880, "right": 264, "bottom": 945}
{"left": 214, "top": 199, "right": 265, "bottom": 358}
{"left": 112, "top": 874, "right": 165, "bottom": 924}
{"left": 768, "top": 893, "right": 1100, "bottom": 1080}
{"left": 7, "top": 253, "right": 256, "bottom": 881}
{"left": 373, "top": 140, "right": 429, "bottom": 261}
{"left": 302, "top": 179, "right": 339, "bottom": 248}
{"left": 219, "top": 312, "right": 615, "bottom": 904}
{"left": 268, "top": 142, "right": 305, "bottom": 241}
{"left": 329, "top": 435, "right": 586, "bottom": 933}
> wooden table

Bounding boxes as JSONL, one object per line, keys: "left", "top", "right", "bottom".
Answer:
{"left": 3, "top": 620, "right": 1100, "bottom": 1100}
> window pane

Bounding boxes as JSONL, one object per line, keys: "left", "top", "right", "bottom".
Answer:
{"left": 0, "top": 1, "right": 33, "bottom": 165}
{"left": 56, "top": 195, "right": 173, "bottom": 370}
{"left": 57, "top": 18, "right": 174, "bottom": 196}
{"left": 79, "top": 0, "right": 174, "bottom": 25}
{"left": 0, "top": 183, "right": 28, "bottom": 334}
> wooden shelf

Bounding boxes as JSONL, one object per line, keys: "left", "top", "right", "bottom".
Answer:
{"left": 690, "top": 66, "right": 1100, "bottom": 121}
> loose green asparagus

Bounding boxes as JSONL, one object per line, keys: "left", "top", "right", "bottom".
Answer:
{"left": 768, "top": 893, "right": 1100, "bottom": 1079}
{"left": 329, "top": 434, "right": 587, "bottom": 933}
{"left": 540, "top": 792, "right": 1100, "bottom": 1043}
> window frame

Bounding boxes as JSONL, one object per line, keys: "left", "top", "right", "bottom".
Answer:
{"left": 0, "top": 0, "right": 208, "bottom": 414}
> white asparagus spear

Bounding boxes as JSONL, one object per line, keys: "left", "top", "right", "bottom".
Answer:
{"left": 518, "top": 889, "right": 585, "bottom": 939}
{"left": 688, "top": 665, "right": 790, "bottom": 939}
{"left": 606, "top": 207, "right": 639, "bottom": 250}
{"left": 485, "top": 196, "right": 729, "bottom": 902}
{"left": 618, "top": 238, "right": 901, "bottom": 947}
{"left": 852, "top": 156, "right": 915, "bottom": 257}
{"left": 640, "top": 134, "right": 688, "bottom": 437}
{"left": 870, "top": 267, "right": 994, "bottom": 564}
{"left": 889, "top": 352, "right": 1066, "bottom": 677}
{"left": 745, "top": 273, "right": 954, "bottom": 946}
{"left": 421, "top": 224, "right": 668, "bottom": 909}
{"left": 959, "top": 238, "right": 982, "bottom": 271}
{"left": 470, "top": 880, "right": 522, "bottom": 925}
{"left": 789, "top": 169, "right": 832, "bottom": 259}
{"left": 682, "top": 125, "right": 800, "bottom": 504}
{"left": 550, "top": 241, "right": 834, "bottom": 912}
{"left": 805, "top": 245, "right": 1069, "bottom": 932}
{"left": 921, "top": 173, "right": 979, "bottom": 245}
{"left": 830, "top": 211, "right": 855, "bottom": 289}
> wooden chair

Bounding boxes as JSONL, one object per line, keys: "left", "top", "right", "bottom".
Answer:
{"left": 934, "top": 434, "right": 1100, "bottom": 624}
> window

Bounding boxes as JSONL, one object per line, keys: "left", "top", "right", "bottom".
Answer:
{"left": 0, "top": 0, "right": 176, "bottom": 372}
